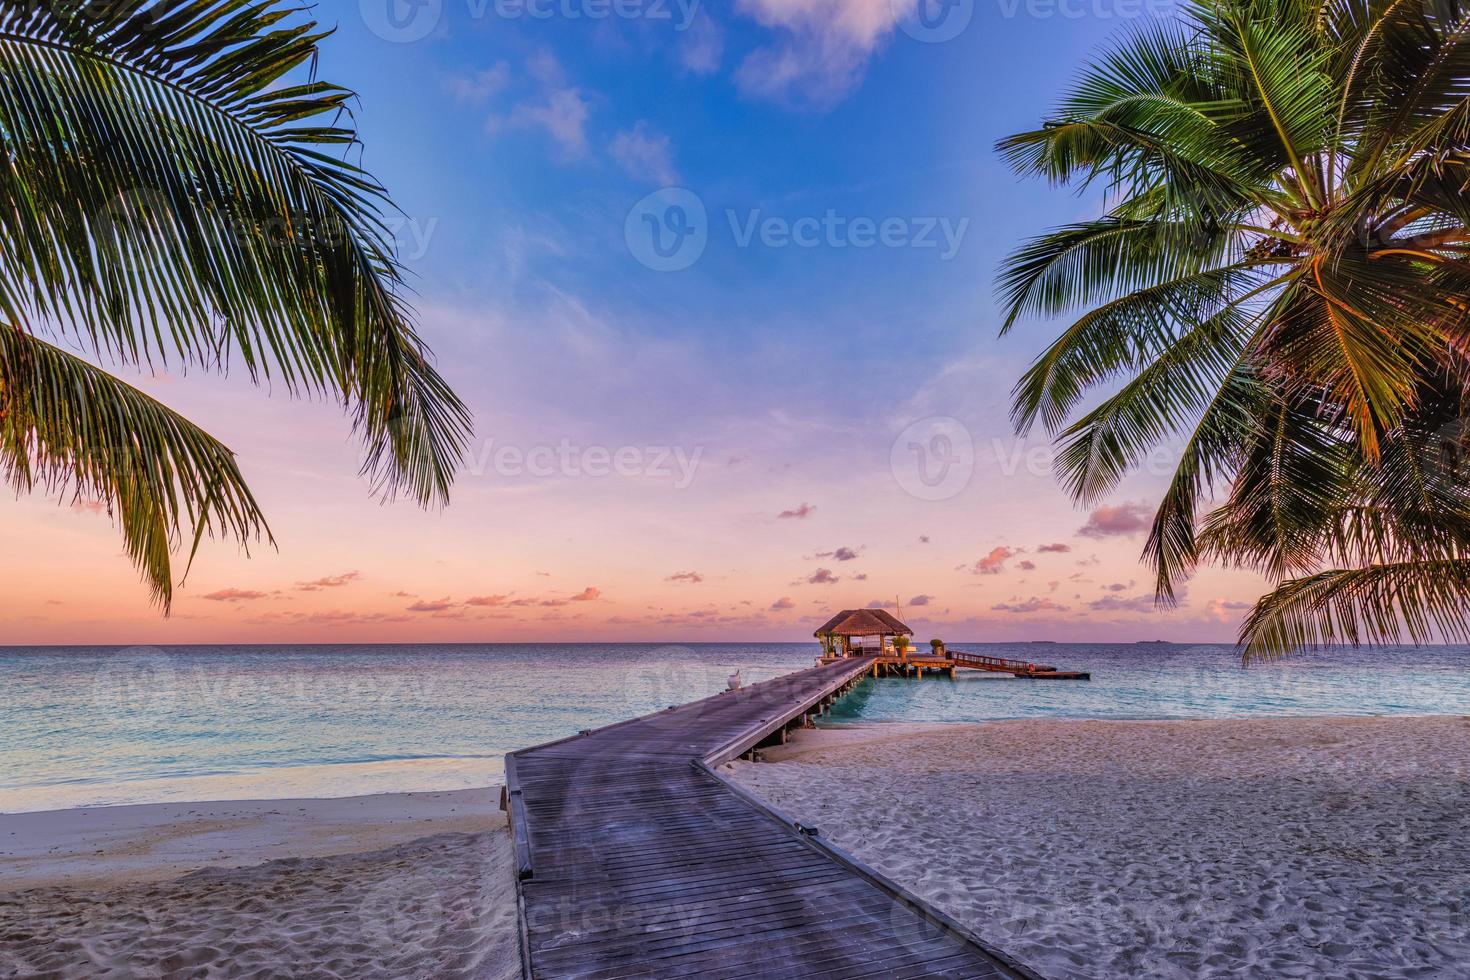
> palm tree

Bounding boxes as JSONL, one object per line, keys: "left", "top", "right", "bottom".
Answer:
{"left": 998, "top": 0, "right": 1470, "bottom": 657}
{"left": 0, "top": 1, "right": 470, "bottom": 609}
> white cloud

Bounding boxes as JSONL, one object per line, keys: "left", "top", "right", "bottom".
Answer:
{"left": 678, "top": 13, "right": 724, "bottom": 73}
{"left": 499, "top": 88, "right": 591, "bottom": 157}
{"left": 610, "top": 121, "right": 679, "bottom": 185}
{"left": 488, "top": 53, "right": 592, "bottom": 159}
{"left": 734, "top": 0, "right": 914, "bottom": 106}
{"left": 448, "top": 63, "right": 510, "bottom": 104}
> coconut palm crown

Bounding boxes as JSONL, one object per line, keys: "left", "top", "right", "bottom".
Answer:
{"left": 999, "top": 0, "right": 1470, "bottom": 657}
{"left": 0, "top": 1, "right": 471, "bottom": 608}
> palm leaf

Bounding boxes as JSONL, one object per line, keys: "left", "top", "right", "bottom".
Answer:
{"left": 1, "top": 323, "right": 269, "bottom": 609}
{"left": 0, "top": 0, "right": 471, "bottom": 507}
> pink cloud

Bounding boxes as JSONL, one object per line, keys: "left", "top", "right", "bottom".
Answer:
{"left": 202, "top": 588, "right": 269, "bottom": 602}
{"left": 466, "top": 594, "right": 511, "bottom": 607}
{"left": 1019, "top": 560, "right": 1037, "bottom": 572}
{"left": 816, "top": 546, "right": 860, "bottom": 562}
{"left": 972, "top": 547, "right": 1017, "bottom": 575}
{"left": 1206, "top": 598, "right": 1253, "bottom": 622}
{"left": 992, "top": 597, "right": 1070, "bottom": 614}
{"left": 570, "top": 587, "right": 602, "bottom": 602}
{"left": 770, "top": 597, "right": 796, "bottom": 611}
{"left": 666, "top": 571, "right": 704, "bottom": 584}
{"left": 408, "top": 598, "right": 456, "bottom": 613}
{"left": 1078, "top": 503, "right": 1153, "bottom": 539}
{"left": 807, "top": 568, "right": 839, "bottom": 585}
{"left": 1037, "top": 542, "right": 1072, "bottom": 553}
{"left": 296, "top": 571, "right": 361, "bottom": 592}
{"left": 779, "top": 503, "right": 817, "bottom": 519}
{"left": 733, "top": 0, "right": 908, "bottom": 107}
{"left": 907, "top": 594, "right": 933, "bottom": 607}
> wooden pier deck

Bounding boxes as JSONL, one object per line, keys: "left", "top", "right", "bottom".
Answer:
{"left": 503, "top": 657, "right": 1042, "bottom": 979}
{"left": 821, "top": 650, "right": 1091, "bottom": 681}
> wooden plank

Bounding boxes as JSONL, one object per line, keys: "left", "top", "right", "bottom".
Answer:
{"left": 507, "top": 657, "right": 1042, "bottom": 979}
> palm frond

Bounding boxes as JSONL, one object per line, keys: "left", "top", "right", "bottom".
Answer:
{"left": 0, "top": 0, "right": 471, "bottom": 506}
{"left": 1, "top": 323, "right": 269, "bottom": 609}
{"left": 1240, "top": 558, "right": 1470, "bottom": 658}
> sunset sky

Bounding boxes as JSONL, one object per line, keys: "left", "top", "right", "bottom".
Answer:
{"left": 3, "top": 0, "right": 1273, "bottom": 645}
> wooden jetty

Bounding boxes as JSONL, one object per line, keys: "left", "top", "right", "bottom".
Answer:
{"left": 503, "top": 657, "right": 1043, "bottom": 979}
{"left": 815, "top": 610, "right": 1090, "bottom": 681}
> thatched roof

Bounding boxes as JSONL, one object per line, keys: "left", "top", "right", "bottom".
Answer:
{"left": 813, "top": 609, "right": 913, "bottom": 638}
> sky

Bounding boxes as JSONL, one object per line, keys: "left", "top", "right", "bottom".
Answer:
{"left": 2, "top": 0, "right": 1273, "bottom": 645}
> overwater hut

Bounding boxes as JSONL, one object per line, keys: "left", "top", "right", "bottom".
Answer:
{"left": 814, "top": 609, "right": 914, "bottom": 660}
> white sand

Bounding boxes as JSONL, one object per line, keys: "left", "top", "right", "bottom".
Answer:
{"left": 729, "top": 716, "right": 1470, "bottom": 980}
{"left": 0, "top": 789, "right": 520, "bottom": 978}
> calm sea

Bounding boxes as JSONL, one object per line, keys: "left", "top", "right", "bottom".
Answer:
{"left": 3, "top": 642, "right": 1468, "bottom": 814}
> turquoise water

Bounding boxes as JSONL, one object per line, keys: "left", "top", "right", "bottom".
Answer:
{"left": 2, "top": 643, "right": 1468, "bottom": 812}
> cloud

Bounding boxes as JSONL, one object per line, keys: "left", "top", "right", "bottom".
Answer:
{"left": 202, "top": 588, "right": 269, "bottom": 602}
{"left": 1206, "top": 598, "right": 1253, "bottom": 622}
{"left": 296, "top": 571, "right": 361, "bottom": 592}
{"left": 907, "top": 594, "right": 933, "bottom": 607}
{"left": 666, "top": 571, "right": 704, "bottom": 584}
{"left": 570, "top": 587, "right": 602, "bottom": 601}
{"left": 1078, "top": 502, "right": 1153, "bottom": 539}
{"left": 992, "top": 597, "right": 1070, "bottom": 614}
{"left": 852, "top": 573, "right": 868, "bottom": 581}
{"left": 1088, "top": 594, "right": 1154, "bottom": 613}
{"left": 448, "top": 62, "right": 510, "bottom": 103}
{"left": 1019, "top": 560, "right": 1037, "bottom": 572}
{"left": 816, "top": 546, "right": 860, "bottom": 562}
{"left": 408, "top": 598, "right": 457, "bottom": 613}
{"left": 779, "top": 503, "right": 817, "bottom": 519}
{"left": 807, "top": 567, "right": 839, "bottom": 585}
{"left": 610, "top": 121, "right": 678, "bottom": 184}
{"left": 972, "top": 546, "right": 1017, "bottom": 575}
{"left": 465, "top": 594, "right": 511, "bottom": 607}
{"left": 1037, "top": 542, "right": 1072, "bottom": 553}
{"left": 490, "top": 53, "right": 590, "bottom": 158}
{"left": 733, "top": 0, "right": 910, "bottom": 107}
{"left": 678, "top": 11, "right": 724, "bottom": 72}
{"left": 918, "top": 535, "right": 931, "bottom": 544}
{"left": 770, "top": 596, "right": 796, "bottom": 611}
{"left": 1104, "top": 583, "right": 1129, "bottom": 592}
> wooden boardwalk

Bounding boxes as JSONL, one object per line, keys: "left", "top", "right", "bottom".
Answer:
{"left": 503, "top": 657, "right": 1042, "bottom": 979}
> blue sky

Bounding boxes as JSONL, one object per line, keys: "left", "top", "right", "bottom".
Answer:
{"left": 9, "top": 0, "right": 1274, "bottom": 644}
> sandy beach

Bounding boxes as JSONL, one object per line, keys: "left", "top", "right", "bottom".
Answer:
{"left": 730, "top": 715, "right": 1470, "bottom": 980}
{"left": 0, "top": 789, "right": 519, "bottom": 979}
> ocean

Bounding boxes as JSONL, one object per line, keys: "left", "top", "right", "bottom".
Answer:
{"left": 3, "top": 642, "right": 1468, "bottom": 813}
